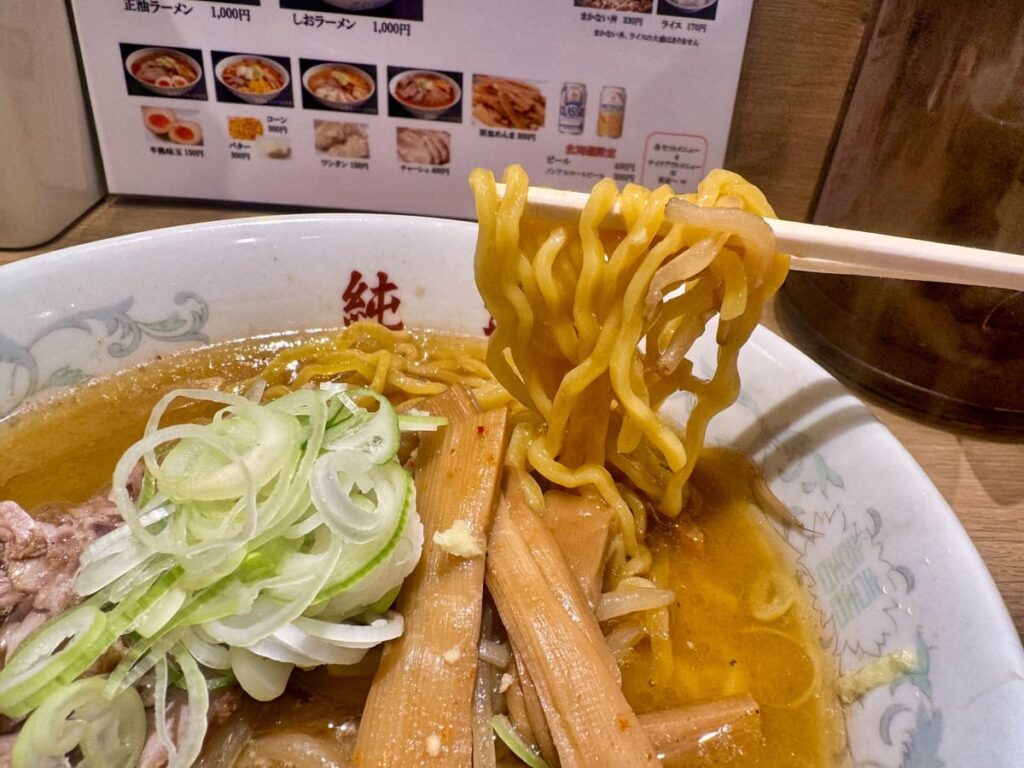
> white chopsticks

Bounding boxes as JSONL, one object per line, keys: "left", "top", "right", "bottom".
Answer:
{"left": 494, "top": 183, "right": 1024, "bottom": 292}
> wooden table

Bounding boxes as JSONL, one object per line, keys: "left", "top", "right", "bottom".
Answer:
{"left": 2, "top": 196, "right": 1022, "bottom": 640}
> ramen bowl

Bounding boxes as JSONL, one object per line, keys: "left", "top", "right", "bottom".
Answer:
{"left": 124, "top": 47, "right": 203, "bottom": 97}
{"left": 321, "top": 0, "right": 395, "bottom": 9}
{"left": 1, "top": 216, "right": 1022, "bottom": 766}
{"left": 215, "top": 55, "right": 290, "bottom": 105}
{"left": 302, "top": 63, "right": 376, "bottom": 111}
{"left": 389, "top": 70, "right": 460, "bottom": 120}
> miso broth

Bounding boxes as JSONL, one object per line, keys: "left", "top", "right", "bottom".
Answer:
{"left": 0, "top": 330, "right": 844, "bottom": 766}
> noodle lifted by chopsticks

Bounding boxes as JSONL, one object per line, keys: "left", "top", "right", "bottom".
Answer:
{"left": 469, "top": 165, "right": 789, "bottom": 572}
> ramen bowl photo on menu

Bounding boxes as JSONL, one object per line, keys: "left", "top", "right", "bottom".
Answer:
{"left": 303, "top": 63, "right": 376, "bottom": 111}
{"left": 124, "top": 47, "right": 202, "bottom": 97}
{"left": 215, "top": 54, "right": 290, "bottom": 105}
{"left": 389, "top": 69, "right": 461, "bottom": 120}
{"left": 321, "top": 0, "right": 395, "bottom": 9}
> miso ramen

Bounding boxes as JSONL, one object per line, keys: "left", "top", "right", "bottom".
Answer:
{"left": 0, "top": 166, "right": 847, "bottom": 767}
{"left": 0, "top": 329, "right": 843, "bottom": 767}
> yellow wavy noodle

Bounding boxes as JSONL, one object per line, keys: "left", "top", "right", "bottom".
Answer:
{"left": 255, "top": 166, "right": 788, "bottom": 584}
{"left": 470, "top": 164, "right": 790, "bottom": 571}
{"left": 255, "top": 322, "right": 511, "bottom": 412}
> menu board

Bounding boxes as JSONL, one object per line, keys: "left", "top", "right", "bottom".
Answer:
{"left": 71, "top": 1, "right": 753, "bottom": 218}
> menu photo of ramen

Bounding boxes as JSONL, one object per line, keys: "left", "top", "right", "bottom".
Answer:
{"left": 211, "top": 50, "right": 294, "bottom": 108}
{"left": 279, "top": 0, "right": 423, "bottom": 22}
{"left": 300, "top": 59, "right": 378, "bottom": 115}
{"left": 387, "top": 66, "right": 463, "bottom": 123}
{"left": 120, "top": 43, "right": 207, "bottom": 101}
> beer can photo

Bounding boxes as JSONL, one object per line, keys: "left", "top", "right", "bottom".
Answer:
{"left": 559, "top": 82, "right": 587, "bottom": 135}
{"left": 597, "top": 86, "right": 626, "bottom": 139}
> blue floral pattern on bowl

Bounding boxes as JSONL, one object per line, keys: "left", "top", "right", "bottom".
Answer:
{"left": 0, "top": 292, "right": 208, "bottom": 418}
{"left": 729, "top": 388, "right": 945, "bottom": 767}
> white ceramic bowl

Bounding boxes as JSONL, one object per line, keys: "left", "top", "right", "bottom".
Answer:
{"left": 1, "top": 215, "right": 1022, "bottom": 766}
{"left": 389, "top": 70, "right": 460, "bottom": 120}
{"left": 215, "top": 55, "right": 290, "bottom": 106}
{"left": 302, "top": 63, "right": 376, "bottom": 111}
{"left": 124, "top": 47, "right": 203, "bottom": 97}
{"left": 321, "top": 0, "right": 395, "bottom": 9}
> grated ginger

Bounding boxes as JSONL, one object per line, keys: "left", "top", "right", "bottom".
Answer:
{"left": 433, "top": 520, "right": 483, "bottom": 558}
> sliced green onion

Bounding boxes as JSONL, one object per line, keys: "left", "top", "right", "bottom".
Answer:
{"left": 397, "top": 412, "right": 449, "bottom": 432}
{"left": 12, "top": 676, "right": 145, "bottom": 768}
{"left": 315, "top": 471, "right": 419, "bottom": 608}
{"left": 181, "top": 628, "right": 230, "bottom": 670}
{"left": 134, "top": 585, "right": 187, "bottom": 638}
{"left": 0, "top": 607, "right": 105, "bottom": 712}
{"left": 310, "top": 452, "right": 408, "bottom": 544}
{"left": 492, "top": 714, "right": 551, "bottom": 768}
{"left": 100, "top": 554, "right": 175, "bottom": 605}
{"left": 78, "top": 504, "right": 171, "bottom": 568}
{"left": 111, "top": 423, "right": 261, "bottom": 558}
{"left": 229, "top": 646, "right": 292, "bottom": 702}
{"left": 10, "top": 568, "right": 185, "bottom": 717}
{"left": 9, "top": 382, "right": 424, "bottom": 756}
{"left": 320, "top": 386, "right": 400, "bottom": 464}
{"left": 78, "top": 684, "right": 146, "bottom": 768}
{"left": 271, "top": 623, "right": 372, "bottom": 665}
{"left": 368, "top": 584, "right": 401, "bottom": 613}
{"left": 76, "top": 534, "right": 158, "bottom": 598}
{"left": 159, "top": 405, "right": 300, "bottom": 502}
{"left": 245, "top": 635, "right": 324, "bottom": 667}
{"left": 168, "top": 664, "right": 235, "bottom": 691}
{"left": 103, "top": 628, "right": 183, "bottom": 699}
{"left": 202, "top": 529, "right": 343, "bottom": 647}
{"left": 292, "top": 612, "right": 403, "bottom": 647}
{"left": 167, "top": 647, "right": 209, "bottom": 768}
{"left": 154, "top": 656, "right": 175, "bottom": 762}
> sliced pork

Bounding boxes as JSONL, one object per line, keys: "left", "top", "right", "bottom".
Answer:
{"left": 396, "top": 128, "right": 451, "bottom": 166}
{"left": 0, "top": 496, "right": 122, "bottom": 661}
